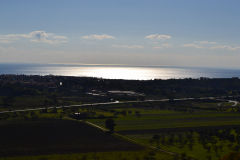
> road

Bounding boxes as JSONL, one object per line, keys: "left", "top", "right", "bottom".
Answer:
{"left": 0, "top": 95, "right": 238, "bottom": 114}
{"left": 228, "top": 100, "right": 239, "bottom": 107}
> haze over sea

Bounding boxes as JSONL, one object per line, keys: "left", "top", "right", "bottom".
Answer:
{"left": 1, "top": 63, "right": 240, "bottom": 80}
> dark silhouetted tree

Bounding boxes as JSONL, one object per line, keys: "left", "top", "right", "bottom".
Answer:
{"left": 152, "top": 134, "right": 160, "bottom": 147}
{"left": 105, "top": 118, "right": 116, "bottom": 133}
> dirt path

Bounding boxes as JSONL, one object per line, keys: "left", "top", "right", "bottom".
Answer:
{"left": 84, "top": 120, "right": 177, "bottom": 156}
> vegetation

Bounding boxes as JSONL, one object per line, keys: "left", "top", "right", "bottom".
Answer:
{"left": 0, "top": 150, "right": 172, "bottom": 160}
{"left": 1, "top": 75, "right": 240, "bottom": 111}
{"left": 86, "top": 100, "right": 240, "bottom": 160}
{"left": 1, "top": 75, "right": 240, "bottom": 160}
{"left": 0, "top": 119, "right": 143, "bottom": 157}
{"left": 220, "top": 152, "right": 240, "bottom": 160}
{"left": 105, "top": 118, "right": 116, "bottom": 133}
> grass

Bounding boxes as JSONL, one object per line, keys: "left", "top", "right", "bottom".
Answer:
{"left": 86, "top": 100, "right": 240, "bottom": 160}
{"left": 1, "top": 99, "right": 239, "bottom": 160}
{"left": 0, "top": 150, "right": 173, "bottom": 160}
{"left": 0, "top": 119, "right": 143, "bottom": 157}
{"left": 126, "top": 132, "right": 237, "bottom": 160}
{"left": 88, "top": 111, "right": 240, "bottom": 131}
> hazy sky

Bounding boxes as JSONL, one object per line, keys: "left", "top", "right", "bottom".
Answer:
{"left": 1, "top": 0, "right": 240, "bottom": 68}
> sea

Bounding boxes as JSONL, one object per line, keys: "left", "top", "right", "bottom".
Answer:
{"left": 0, "top": 63, "right": 240, "bottom": 80}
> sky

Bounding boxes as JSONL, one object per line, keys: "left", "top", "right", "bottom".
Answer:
{"left": 1, "top": 0, "right": 240, "bottom": 68}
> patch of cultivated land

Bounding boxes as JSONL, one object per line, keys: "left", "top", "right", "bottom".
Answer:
{"left": 0, "top": 119, "right": 143, "bottom": 157}
{"left": 88, "top": 102, "right": 240, "bottom": 160}
{"left": 89, "top": 111, "right": 240, "bottom": 131}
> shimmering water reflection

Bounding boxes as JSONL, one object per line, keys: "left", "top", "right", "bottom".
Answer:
{"left": 55, "top": 66, "right": 240, "bottom": 80}
{"left": 1, "top": 64, "right": 240, "bottom": 80}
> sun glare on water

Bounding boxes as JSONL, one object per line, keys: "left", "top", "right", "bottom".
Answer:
{"left": 39, "top": 66, "right": 189, "bottom": 80}
{"left": 16, "top": 65, "right": 237, "bottom": 80}
{"left": 67, "top": 67, "right": 157, "bottom": 80}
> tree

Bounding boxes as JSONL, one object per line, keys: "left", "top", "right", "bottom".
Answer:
{"left": 2, "top": 96, "right": 12, "bottom": 107}
{"left": 206, "top": 155, "right": 212, "bottom": 160}
{"left": 135, "top": 111, "right": 141, "bottom": 117}
{"left": 105, "top": 118, "right": 116, "bottom": 133}
{"left": 152, "top": 134, "right": 160, "bottom": 147}
{"left": 30, "top": 111, "right": 38, "bottom": 120}
{"left": 121, "top": 110, "right": 127, "bottom": 116}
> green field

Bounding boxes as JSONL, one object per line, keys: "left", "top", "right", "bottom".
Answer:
{"left": 86, "top": 100, "right": 240, "bottom": 160}
{"left": 1, "top": 99, "right": 240, "bottom": 160}
{"left": 89, "top": 109, "right": 240, "bottom": 132}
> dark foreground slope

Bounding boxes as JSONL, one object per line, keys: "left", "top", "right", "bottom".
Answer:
{"left": 0, "top": 119, "right": 143, "bottom": 157}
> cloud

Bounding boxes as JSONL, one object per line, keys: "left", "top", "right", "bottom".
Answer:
{"left": 196, "top": 41, "right": 217, "bottom": 45}
{"left": 145, "top": 34, "right": 171, "bottom": 40}
{"left": 29, "top": 31, "right": 68, "bottom": 44}
{"left": 210, "top": 45, "right": 240, "bottom": 51}
{"left": 82, "top": 34, "right": 115, "bottom": 40}
{"left": 0, "top": 46, "right": 17, "bottom": 54}
{"left": 182, "top": 41, "right": 216, "bottom": 49}
{"left": 0, "top": 34, "right": 26, "bottom": 43}
{"left": 183, "top": 43, "right": 204, "bottom": 49}
{"left": 112, "top": 44, "right": 144, "bottom": 49}
{"left": 153, "top": 43, "right": 172, "bottom": 49}
{"left": 0, "top": 46, "right": 6, "bottom": 51}
{"left": 0, "top": 31, "right": 68, "bottom": 44}
{"left": 183, "top": 40, "right": 240, "bottom": 51}
{"left": 0, "top": 39, "right": 12, "bottom": 43}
